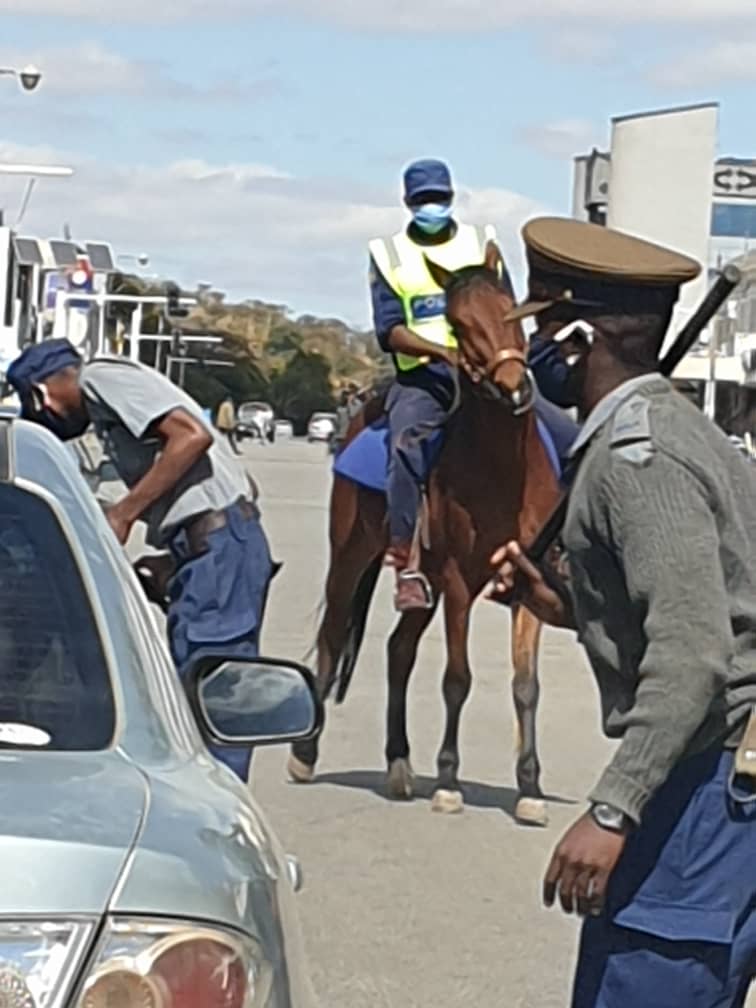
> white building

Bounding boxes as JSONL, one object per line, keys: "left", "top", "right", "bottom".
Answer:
{"left": 571, "top": 104, "right": 756, "bottom": 418}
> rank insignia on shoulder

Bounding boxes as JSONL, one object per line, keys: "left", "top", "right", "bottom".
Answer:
{"left": 610, "top": 395, "right": 654, "bottom": 464}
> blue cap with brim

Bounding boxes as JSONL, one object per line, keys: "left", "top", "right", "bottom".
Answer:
{"left": 6, "top": 339, "right": 82, "bottom": 410}
{"left": 403, "top": 158, "right": 453, "bottom": 201}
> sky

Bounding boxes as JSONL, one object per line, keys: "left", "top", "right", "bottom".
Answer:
{"left": 0, "top": 0, "right": 754, "bottom": 327}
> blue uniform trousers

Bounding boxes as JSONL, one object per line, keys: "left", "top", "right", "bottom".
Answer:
{"left": 386, "top": 381, "right": 451, "bottom": 545}
{"left": 385, "top": 380, "right": 580, "bottom": 545}
{"left": 572, "top": 748, "right": 756, "bottom": 1007}
{"left": 167, "top": 501, "right": 274, "bottom": 782}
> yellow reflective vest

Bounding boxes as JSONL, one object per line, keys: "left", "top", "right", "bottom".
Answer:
{"left": 369, "top": 222, "right": 496, "bottom": 371}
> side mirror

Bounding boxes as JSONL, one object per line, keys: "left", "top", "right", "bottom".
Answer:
{"left": 190, "top": 657, "right": 322, "bottom": 747}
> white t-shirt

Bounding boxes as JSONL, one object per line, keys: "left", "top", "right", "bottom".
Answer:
{"left": 81, "top": 358, "right": 249, "bottom": 547}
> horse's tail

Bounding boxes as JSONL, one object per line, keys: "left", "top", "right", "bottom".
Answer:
{"left": 301, "top": 594, "right": 326, "bottom": 667}
{"left": 334, "top": 553, "right": 382, "bottom": 705}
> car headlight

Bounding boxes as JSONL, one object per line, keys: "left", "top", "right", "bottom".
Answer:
{"left": 77, "top": 919, "right": 273, "bottom": 1008}
{"left": 0, "top": 920, "right": 94, "bottom": 1007}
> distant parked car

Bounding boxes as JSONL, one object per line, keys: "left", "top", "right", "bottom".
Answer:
{"left": 274, "top": 419, "right": 294, "bottom": 439}
{"left": 236, "top": 401, "right": 274, "bottom": 442}
{"left": 307, "top": 411, "right": 337, "bottom": 443}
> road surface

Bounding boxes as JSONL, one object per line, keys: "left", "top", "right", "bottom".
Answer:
{"left": 244, "top": 438, "right": 616, "bottom": 1007}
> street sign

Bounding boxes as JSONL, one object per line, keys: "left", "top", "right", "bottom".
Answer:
{"left": 713, "top": 162, "right": 756, "bottom": 201}
{"left": 12, "top": 236, "right": 42, "bottom": 266}
{"left": 48, "top": 240, "right": 78, "bottom": 268}
{"left": 84, "top": 241, "right": 116, "bottom": 272}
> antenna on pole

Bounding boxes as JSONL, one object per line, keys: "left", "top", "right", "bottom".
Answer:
{"left": 14, "top": 178, "right": 36, "bottom": 228}
{"left": 63, "top": 222, "right": 72, "bottom": 241}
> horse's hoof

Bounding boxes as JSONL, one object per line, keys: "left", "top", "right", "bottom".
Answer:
{"left": 515, "top": 796, "right": 548, "bottom": 827}
{"left": 431, "top": 789, "right": 464, "bottom": 814}
{"left": 287, "top": 754, "right": 315, "bottom": 784}
{"left": 386, "top": 758, "right": 414, "bottom": 800}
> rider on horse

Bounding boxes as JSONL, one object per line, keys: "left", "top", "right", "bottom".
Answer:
{"left": 368, "top": 157, "right": 577, "bottom": 612}
{"left": 369, "top": 158, "right": 495, "bottom": 610}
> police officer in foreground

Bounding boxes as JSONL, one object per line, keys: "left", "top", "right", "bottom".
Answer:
{"left": 7, "top": 340, "right": 274, "bottom": 784}
{"left": 491, "top": 217, "right": 756, "bottom": 1007}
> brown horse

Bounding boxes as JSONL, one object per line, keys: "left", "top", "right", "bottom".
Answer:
{"left": 288, "top": 243, "right": 562, "bottom": 825}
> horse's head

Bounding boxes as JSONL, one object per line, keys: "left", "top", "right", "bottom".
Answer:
{"left": 425, "top": 242, "right": 534, "bottom": 413}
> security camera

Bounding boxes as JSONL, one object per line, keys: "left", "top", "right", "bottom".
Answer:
{"left": 18, "top": 65, "right": 41, "bottom": 92}
{"left": 137, "top": 253, "right": 149, "bottom": 268}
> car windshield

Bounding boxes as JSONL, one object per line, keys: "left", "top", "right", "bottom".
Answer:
{"left": 239, "top": 402, "right": 271, "bottom": 416}
{"left": 0, "top": 484, "right": 115, "bottom": 750}
{"left": 311, "top": 413, "right": 334, "bottom": 422}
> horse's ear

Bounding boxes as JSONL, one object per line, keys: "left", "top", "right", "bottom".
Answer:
{"left": 484, "top": 239, "right": 503, "bottom": 276}
{"left": 424, "top": 255, "right": 454, "bottom": 291}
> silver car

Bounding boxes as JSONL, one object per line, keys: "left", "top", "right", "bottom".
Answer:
{"left": 0, "top": 417, "right": 320, "bottom": 1008}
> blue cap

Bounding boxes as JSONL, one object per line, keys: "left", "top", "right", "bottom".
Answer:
{"left": 403, "top": 159, "right": 453, "bottom": 201}
{"left": 6, "top": 338, "right": 81, "bottom": 405}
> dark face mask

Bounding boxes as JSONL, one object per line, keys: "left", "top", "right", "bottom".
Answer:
{"left": 23, "top": 397, "right": 89, "bottom": 441}
{"left": 529, "top": 338, "right": 581, "bottom": 409}
{"left": 528, "top": 323, "right": 593, "bottom": 410}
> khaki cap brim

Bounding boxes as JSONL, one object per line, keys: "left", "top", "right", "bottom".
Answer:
{"left": 503, "top": 300, "right": 555, "bottom": 323}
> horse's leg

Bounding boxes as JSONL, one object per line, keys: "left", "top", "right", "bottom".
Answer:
{"left": 288, "top": 481, "right": 383, "bottom": 782}
{"left": 511, "top": 603, "right": 548, "bottom": 826}
{"left": 385, "top": 597, "right": 439, "bottom": 800}
{"left": 431, "top": 565, "right": 472, "bottom": 814}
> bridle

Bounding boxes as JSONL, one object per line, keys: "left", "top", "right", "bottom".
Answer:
{"left": 459, "top": 346, "right": 535, "bottom": 414}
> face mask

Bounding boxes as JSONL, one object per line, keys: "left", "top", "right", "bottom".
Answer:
{"left": 23, "top": 398, "right": 89, "bottom": 441}
{"left": 411, "top": 202, "right": 453, "bottom": 235}
{"left": 22, "top": 383, "right": 89, "bottom": 441}
{"left": 529, "top": 321, "right": 594, "bottom": 409}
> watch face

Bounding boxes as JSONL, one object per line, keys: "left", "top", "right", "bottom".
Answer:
{"left": 592, "top": 803, "right": 625, "bottom": 830}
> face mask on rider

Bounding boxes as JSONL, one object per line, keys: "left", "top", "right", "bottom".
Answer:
{"left": 411, "top": 202, "right": 453, "bottom": 235}
{"left": 25, "top": 384, "right": 90, "bottom": 441}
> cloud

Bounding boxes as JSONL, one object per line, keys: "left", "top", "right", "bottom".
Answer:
{"left": 2, "top": 0, "right": 756, "bottom": 27}
{"left": 0, "top": 142, "right": 548, "bottom": 324}
{"left": 544, "top": 28, "right": 619, "bottom": 64}
{"left": 0, "top": 42, "right": 290, "bottom": 102}
{"left": 0, "top": 42, "right": 169, "bottom": 96}
{"left": 648, "top": 40, "right": 756, "bottom": 88}
{"left": 517, "top": 119, "right": 600, "bottom": 159}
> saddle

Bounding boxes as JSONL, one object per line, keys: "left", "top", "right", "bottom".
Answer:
{"left": 333, "top": 400, "right": 562, "bottom": 494}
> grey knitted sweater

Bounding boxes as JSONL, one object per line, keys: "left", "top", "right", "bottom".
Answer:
{"left": 564, "top": 374, "right": 756, "bottom": 824}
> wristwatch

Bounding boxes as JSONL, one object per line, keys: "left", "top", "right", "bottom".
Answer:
{"left": 590, "top": 802, "right": 629, "bottom": 833}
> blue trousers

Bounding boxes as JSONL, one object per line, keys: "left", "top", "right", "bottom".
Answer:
{"left": 386, "top": 381, "right": 451, "bottom": 545}
{"left": 167, "top": 501, "right": 274, "bottom": 782}
{"left": 385, "top": 380, "right": 580, "bottom": 544}
{"left": 573, "top": 748, "right": 756, "bottom": 1007}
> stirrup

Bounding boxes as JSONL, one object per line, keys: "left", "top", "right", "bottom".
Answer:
{"left": 395, "top": 569, "right": 434, "bottom": 611}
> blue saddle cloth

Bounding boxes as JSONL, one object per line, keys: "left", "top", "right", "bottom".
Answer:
{"left": 333, "top": 412, "right": 563, "bottom": 493}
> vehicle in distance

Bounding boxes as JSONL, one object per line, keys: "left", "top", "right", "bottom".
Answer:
{"left": 307, "top": 411, "right": 337, "bottom": 442}
{"left": 236, "top": 401, "right": 274, "bottom": 442}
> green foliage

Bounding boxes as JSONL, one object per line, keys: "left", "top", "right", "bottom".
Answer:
{"left": 269, "top": 350, "right": 335, "bottom": 434}
{"left": 183, "top": 368, "right": 229, "bottom": 410}
{"left": 267, "top": 324, "right": 304, "bottom": 356}
{"left": 114, "top": 272, "right": 382, "bottom": 428}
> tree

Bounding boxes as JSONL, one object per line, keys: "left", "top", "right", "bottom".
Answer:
{"left": 269, "top": 350, "right": 335, "bottom": 434}
{"left": 267, "top": 324, "right": 304, "bottom": 356}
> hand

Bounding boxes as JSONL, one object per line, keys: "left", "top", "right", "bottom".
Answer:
{"left": 486, "top": 541, "right": 572, "bottom": 627}
{"left": 105, "top": 499, "right": 136, "bottom": 545}
{"left": 439, "top": 347, "right": 459, "bottom": 368}
{"left": 543, "top": 812, "right": 628, "bottom": 917}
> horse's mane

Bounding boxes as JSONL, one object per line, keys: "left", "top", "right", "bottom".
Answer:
{"left": 445, "top": 263, "right": 515, "bottom": 303}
